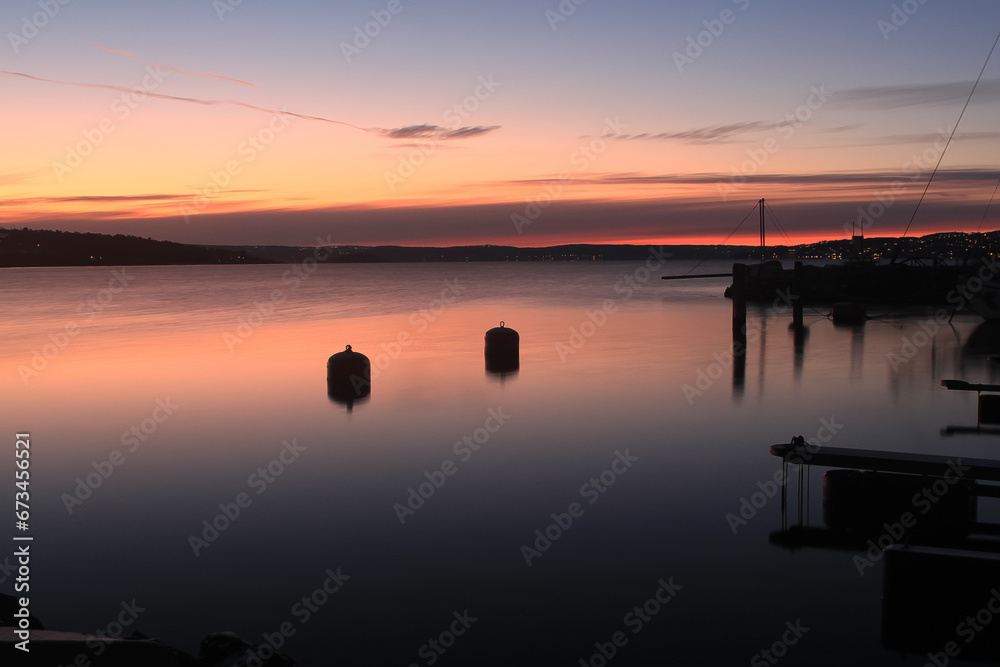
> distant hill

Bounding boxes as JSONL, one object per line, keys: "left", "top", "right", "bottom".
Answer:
{"left": 226, "top": 232, "right": 1000, "bottom": 264}
{"left": 222, "top": 243, "right": 764, "bottom": 264}
{"left": 0, "top": 227, "right": 271, "bottom": 267}
{"left": 3, "top": 226, "right": 1000, "bottom": 267}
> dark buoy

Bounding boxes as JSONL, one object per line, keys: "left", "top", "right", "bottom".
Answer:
{"left": 327, "top": 345, "right": 371, "bottom": 408}
{"left": 832, "top": 302, "right": 866, "bottom": 326}
{"left": 485, "top": 321, "right": 518, "bottom": 373}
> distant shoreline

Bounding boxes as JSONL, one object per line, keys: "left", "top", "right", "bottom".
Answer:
{"left": 1, "top": 226, "right": 996, "bottom": 268}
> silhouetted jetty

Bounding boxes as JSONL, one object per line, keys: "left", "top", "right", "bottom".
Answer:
{"left": 770, "top": 441, "right": 1000, "bottom": 481}
{"left": 724, "top": 259, "right": 965, "bottom": 304}
{"left": 662, "top": 197, "right": 987, "bottom": 308}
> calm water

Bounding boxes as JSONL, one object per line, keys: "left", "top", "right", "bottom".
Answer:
{"left": 4, "top": 260, "right": 1000, "bottom": 665}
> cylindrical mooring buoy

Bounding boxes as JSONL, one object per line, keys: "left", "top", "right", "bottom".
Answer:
{"left": 485, "top": 321, "right": 519, "bottom": 372}
{"left": 327, "top": 345, "right": 371, "bottom": 402}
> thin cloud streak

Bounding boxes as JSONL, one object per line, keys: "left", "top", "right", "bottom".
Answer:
{"left": 831, "top": 79, "right": 1000, "bottom": 109}
{"left": 4, "top": 70, "right": 501, "bottom": 143}
{"left": 506, "top": 168, "right": 1000, "bottom": 188}
{"left": 610, "top": 121, "right": 859, "bottom": 145}
{"left": 0, "top": 192, "right": 261, "bottom": 208}
{"left": 0, "top": 168, "right": 46, "bottom": 186}
{"left": 839, "top": 131, "right": 1000, "bottom": 147}
{"left": 613, "top": 121, "right": 777, "bottom": 144}
{"left": 2, "top": 70, "right": 375, "bottom": 133}
{"left": 88, "top": 42, "right": 257, "bottom": 87}
{"left": 88, "top": 43, "right": 138, "bottom": 58}
{"left": 376, "top": 124, "right": 501, "bottom": 141}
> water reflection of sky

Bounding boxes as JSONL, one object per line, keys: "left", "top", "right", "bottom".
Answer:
{"left": 3, "top": 262, "right": 999, "bottom": 665}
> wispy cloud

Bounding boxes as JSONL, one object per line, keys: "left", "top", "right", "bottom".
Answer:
{"left": 610, "top": 81, "right": 1000, "bottom": 147}
{"left": 4, "top": 70, "right": 501, "bottom": 143}
{"left": 506, "top": 168, "right": 1000, "bottom": 188}
{"left": 612, "top": 121, "right": 777, "bottom": 144}
{"left": 818, "top": 124, "right": 864, "bottom": 134}
{"left": 2, "top": 70, "right": 373, "bottom": 131}
{"left": 831, "top": 79, "right": 1000, "bottom": 109}
{"left": 88, "top": 42, "right": 257, "bottom": 87}
{"left": 437, "top": 125, "right": 500, "bottom": 140}
{"left": 858, "top": 131, "right": 1000, "bottom": 146}
{"left": 88, "top": 43, "right": 138, "bottom": 58}
{"left": 0, "top": 192, "right": 260, "bottom": 208}
{"left": 376, "top": 124, "right": 500, "bottom": 141}
{"left": 611, "top": 122, "right": 862, "bottom": 145}
{"left": 0, "top": 168, "right": 46, "bottom": 186}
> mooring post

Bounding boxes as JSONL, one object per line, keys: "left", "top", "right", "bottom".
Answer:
{"left": 731, "top": 263, "right": 748, "bottom": 397}
{"left": 792, "top": 260, "right": 804, "bottom": 330}
{"left": 732, "top": 263, "right": 747, "bottom": 345}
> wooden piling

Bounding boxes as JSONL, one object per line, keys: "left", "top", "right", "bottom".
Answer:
{"left": 732, "top": 263, "right": 747, "bottom": 345}
{"left": 792, "top": 260, "right": 804, "bottom": 331}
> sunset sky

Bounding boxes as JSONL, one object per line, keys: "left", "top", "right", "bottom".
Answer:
{"left": 2, "top": 0, "right": 1000, "bottom": 247}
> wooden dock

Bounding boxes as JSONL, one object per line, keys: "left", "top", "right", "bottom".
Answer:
{"left": 770, "top": 438, "right": 1000, "bottom": 531}
{"left": 770, "top": 441, "right": 1000, "bottom": 482}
